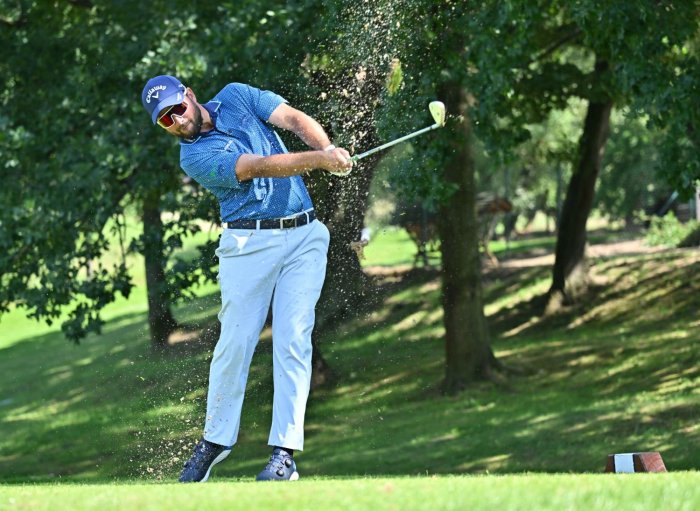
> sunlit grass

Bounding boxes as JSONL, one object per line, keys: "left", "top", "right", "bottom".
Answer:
{"left": 3, "top": 474, "right": 700, "bottom": 511}
{"left": 0, "top": 230, "right": 698, "bottom": 487}
{"left": 361, "top": 226, "right": 420, "bottom": 267}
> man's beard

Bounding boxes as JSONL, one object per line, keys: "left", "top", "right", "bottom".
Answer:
{"left": 183, "top": 106, "right": 204, "bottom": 140}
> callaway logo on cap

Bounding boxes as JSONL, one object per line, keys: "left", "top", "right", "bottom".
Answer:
{"left": 141, "top": 75, "right": 185, "bottom": 124}
{"left": 145, "top": 87, "right": 165, "bottom": 103}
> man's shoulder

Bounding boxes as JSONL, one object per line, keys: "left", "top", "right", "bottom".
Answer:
{"left": 215, "top": 82, "right": 253, "bottom": 100}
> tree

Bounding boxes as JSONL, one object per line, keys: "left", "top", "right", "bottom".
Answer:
{"left": 597, "top": 111, "right": 670, "bottom": 226}
{"left": 1, "top": 0, "right": 410, "bottom": 367}
{"left": 464, "top": 1, "right": 700, "bottom": 309}
{"left": 438, "top": 85, "right": 502, "bottom": 391}
{"left": 0, "top": 1, "right": 143, "bottom": 340}
{"left": 380, "top": 2, "right": 505, "bottom": 390}
{"left": 549, "top": 63, "right": 613, "bottom": 308}
{"left": 0, "top": 1, "right": 328, "bottom": 346}
{"left": 290, "top": 1, "right": 423, "bottom": 385}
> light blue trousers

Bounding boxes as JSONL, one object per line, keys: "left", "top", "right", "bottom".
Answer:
{"left": 203, "top": 219, "right": 329, "bottom": 451}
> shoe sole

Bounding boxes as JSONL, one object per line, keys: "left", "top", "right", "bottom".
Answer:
{"left": 199, "top": 449, "right": 231, "bottom": 483}
{"left": 255, "top": 470, "right": 300, "bottom": 482}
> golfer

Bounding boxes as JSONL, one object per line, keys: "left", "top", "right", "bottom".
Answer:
{"left": 141, "top": 75, "right": 352, "bottom": 482}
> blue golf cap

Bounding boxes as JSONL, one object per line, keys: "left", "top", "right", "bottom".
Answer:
{"left": 141, "top": 75, "right": 186, "bottom": 124}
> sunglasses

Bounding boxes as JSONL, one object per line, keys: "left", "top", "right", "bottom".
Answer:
{"left": 157, "top": 102, "right": 188, "bottom": 128}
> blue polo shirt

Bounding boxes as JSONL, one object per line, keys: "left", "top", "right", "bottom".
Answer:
{"left": 179, "top": 83, "right": 313, "bottom": 222}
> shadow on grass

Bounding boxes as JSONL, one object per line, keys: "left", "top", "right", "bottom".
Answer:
{"left": 1, "top": 250, "right": 698, "bottom": 482}
{"left": 0, "top": 292, "right": 228, "bottom": 483}
{"left": 294, "top": 253, "right": 697, "bottom": 477}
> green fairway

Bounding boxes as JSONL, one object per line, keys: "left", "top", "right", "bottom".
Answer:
{"left": 3, "top": 473, "right": 700, "bottom": 511}
{"left": 0, "top": 231, "right": 698, "bottom": 486}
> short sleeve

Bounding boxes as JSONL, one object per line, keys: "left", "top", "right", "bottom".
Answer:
{"left": 224, "top": 83, "right": 286, "bottom": 122}
{"left": 251, "top": 86, "right": 286, "bottom": 121}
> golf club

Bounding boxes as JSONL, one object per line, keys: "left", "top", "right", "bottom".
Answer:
{"left": 349, "top": 100, "right": 446, "bottom": 163}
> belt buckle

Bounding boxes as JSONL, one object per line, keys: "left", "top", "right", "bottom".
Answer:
{"left": 281, "top": 217, "right": 296, "bottom": 229}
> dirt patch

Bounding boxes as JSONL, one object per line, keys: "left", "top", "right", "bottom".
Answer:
{"left": 500, "top": 238, "right": 669, "bottom": 269}
{"left": 586, "top": 239, "right": 668, "bottom": 258}
{"left": 364, "top": 237, "right": 680, "bottom": 274}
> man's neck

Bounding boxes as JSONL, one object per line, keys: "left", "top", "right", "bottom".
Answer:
{"left": 199, "top": 104, "right": 214, "bottom": 133}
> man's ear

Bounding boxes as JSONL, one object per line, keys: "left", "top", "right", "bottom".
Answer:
{"left": 185, "top": 87, "right": 197, "bottom": 103}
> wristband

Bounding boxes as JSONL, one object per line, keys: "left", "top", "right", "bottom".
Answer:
{"left": 323, "top": 144, "right": 336, "bottom": 151}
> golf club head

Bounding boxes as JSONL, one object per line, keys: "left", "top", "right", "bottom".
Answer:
{"left": 429, "top": 101, "right": 446, "bottom": 127}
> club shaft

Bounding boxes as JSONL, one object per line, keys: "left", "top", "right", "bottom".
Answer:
{"left": 351, "top": 123, "right": 440, "bottom": 162}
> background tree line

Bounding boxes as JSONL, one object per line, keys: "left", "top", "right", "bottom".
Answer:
{"left": 1, "top": 0, "right": 698, "bottom": 394}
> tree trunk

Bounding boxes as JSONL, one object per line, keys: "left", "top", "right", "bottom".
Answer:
{"left": 307, "top": 154, "right": 378, "bottom": 388}
{"left": 302, "top": 65, "right": 386, "bottom": 388}
{"left": 142, "top": 192, "right": 178, "bottom": 348}
{"left": 438, "top": 84, "right": 499, "bottom": 394}
{"left": 546, "top": 61, "right": 613, "bottom": 312}
{"left": 310, "top": 160, "right": 376, "bottom": 324}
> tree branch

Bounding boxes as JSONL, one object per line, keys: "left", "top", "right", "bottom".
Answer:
{"left": 533, "top": 26, "right": 583, "bottom": 64}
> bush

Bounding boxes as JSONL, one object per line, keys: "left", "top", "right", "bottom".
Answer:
{"left": 679, "top": 223, "right": 700, "bottom": 247}
{"left": 644, "top": 213, "right": 700, "bottom": 247}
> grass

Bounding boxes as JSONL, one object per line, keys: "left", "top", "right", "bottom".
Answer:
{"left": 361, "top": 226, "right": 422, "bottom": 267}
{"left": 359, "top": 226, "right": 556, "bottom": 268}
{"left": 3, "top": 473, "right": 700, "bottom": 511}
{"left": 361, "top": 224, "right": 631, "bottom": 268}
{"left": 0, "top": 225, "right": 698, "bottom": 508}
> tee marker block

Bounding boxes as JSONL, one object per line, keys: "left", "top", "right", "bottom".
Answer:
{"left": 605, "top": 452, "right": 667, "bottom": 473}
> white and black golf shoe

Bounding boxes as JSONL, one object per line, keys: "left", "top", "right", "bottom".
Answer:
{"left": 256, "top": 447, "right": 299, "bottom": 481}
{"left": 178, "top": 438, "right": 231, "bottom": 482}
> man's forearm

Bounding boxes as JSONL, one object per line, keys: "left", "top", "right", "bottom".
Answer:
{"left": 290, "top": 115, "right": 332, "bottom": 150}
{"left": 236, "top": 151, "right": 328, "bottom": 181}
{"left": 268, "top": 105, "right": 332, "bottom": 150}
